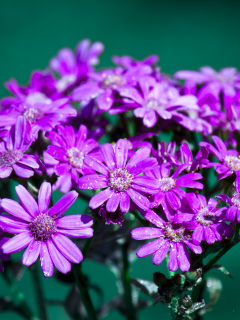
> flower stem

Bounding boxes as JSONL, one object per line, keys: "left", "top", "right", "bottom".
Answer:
{"left": 203, "top": 244, "right": 234, "bottom": 273}
{"left": 72, "top": 264, "right": 98, "bottom": 320}
{"left": 1, "top": 270, "right": 35, "bottom": 320}
{"left": 30, "top": 263, "right": 48, "bottom": 320}
{"left": 121, "top": 241, "right": 136, "bottom": 320}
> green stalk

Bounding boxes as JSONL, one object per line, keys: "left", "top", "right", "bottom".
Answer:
{"left": 1, "top": 271, "right": 35, "bottom": 320}
{"left": 203, "top": 244, "right": 233, "bottom": 273}
{"left": 165, "top": 254, "right": 175, "bottom": 277}
{"left": 121, "top": 241, "right": 136, "bottom": 320}
{"left": 72, "top": 264, "right": 97, "bottom": 320}
{"left": 30, "top": 264, "right": 48, "bottom": 320}
{"left": 82, "top": 221, "right": 98, "bottom": 257}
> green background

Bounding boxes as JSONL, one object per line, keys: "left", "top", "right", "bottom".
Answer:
{"left": 1, "top": 0, "right": 240, "bottom": 319}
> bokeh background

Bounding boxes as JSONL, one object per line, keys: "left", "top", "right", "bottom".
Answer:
{"left": 1, "top": 0, "right": 240, "bottom": 319}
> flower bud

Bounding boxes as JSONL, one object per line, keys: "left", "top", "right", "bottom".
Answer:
{"left": 185, "top": 265, "right": 202, "bottom": 282}
{"left": 181, "top": 294, "right": 193, "bottom": 308}
{"left": 153, "top": 272, "right": 167, "bottom": 286}
{"left": 172, "top": 274, "right": 185, "bottom": 286}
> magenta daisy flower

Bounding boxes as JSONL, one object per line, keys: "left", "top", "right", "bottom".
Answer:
{"left": 174, "top": 193, "right": 233, "bottom": 245}
{"left": 0, "top": 116, "right": 41, "bottom": 178}
{"left": 0, "top": 182, "right": 93, "bottom": 277}
{"left": 78, "top": 139, "right": 159, "bottom": 212}
{"left": 131, "top": 209, "right": 202, "bottom": 272}
{"left": 200, "top": 135, "right": 240, "bottom": 180}
{"left": 46, "top": 124, "right": 100, "bottom": 187}
{"left": 216, "top": 177, "right": 240, "bottom": 222}
{"left": 146, "top": 163, "right": 203, "bottom": 221}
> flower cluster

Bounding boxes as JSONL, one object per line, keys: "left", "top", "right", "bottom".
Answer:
{"left": 0, "top": 38, "right": 239, "bottom": 284}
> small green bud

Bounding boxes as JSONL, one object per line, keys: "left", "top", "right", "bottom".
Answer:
{"left": 153, "top": 272, "right": 167, "bottom": 286}
{"left": 172, "top": 274, "right": 186, "bottom": 286}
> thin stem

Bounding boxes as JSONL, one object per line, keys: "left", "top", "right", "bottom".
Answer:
{"left": 82, "top": 221, "right": 98, "bottom": 257}
{"left": 1, "top": 271, "right": 35, "bottom": 320}
{"left": 119, "top": 113, "right": 130, "bottom": 138}
{"left": 30, "top": 264, "right": 48, "bottom": 320}
{"left": 72, "top": 264, "right": 97, "bottom": 320}
{"left": 203, "top": 244, "right": 234, "bottom": 273}
{"left": 121, "top": 241, "right": 136, "bottom": 320}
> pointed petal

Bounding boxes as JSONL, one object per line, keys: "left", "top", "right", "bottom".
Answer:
{"left": 48, "top": 191, "right": 78, "bottom": 218}
{"left": 131, "top": 227, "right": 164, "bottom": 240}
{"left": 192, "top": 224, "right": 203, "bottom": 245}
{"left": 15, "top": 185, "right": 39, "bottom": 218}
{"left": 152, "top": 240, "right": 170, "bottom": 265}
{"left": 168, "top": 243, "right": 178, "bottom": 272}
{"left": 89, "top": 188, "right": 114, "bottom": 209}
{"left": 38, "top": 182, "right": 51, "bottom": 214}
{"left": 177, "top": 243, "right": 190, "bottom": 272}
{"left": 52, "top": 233, "right": 83, "bottom": 264}
{"left": 1, "top": 199, "right": 32, "bottom": 222}
{"left": 106, "top": 192, "right": 121, "bottom": 212}
{"left": 2, "top": 232, "right": 32, "bottom": 254}
{"left": 22, "top": 239, "right": 41, "bottom": 266}
{"left": 115, "top": 139, "right": 128, "bottom": 168}
{"left": 78, "top": 174, "right": 108, "bottom": 190}
{"left": 55, "top": 215, "right": 93, "bottom": 229}
{"left": 47, "top": 239, "right": 71, "bottom": 274}
{"left": 120, "top": 192, "right": 130, "bottom": 213}
{"left": 136, "top": 238, "right": 165, "bottom": 258}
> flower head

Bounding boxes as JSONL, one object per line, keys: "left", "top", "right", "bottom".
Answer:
{"left": 200, "top": 135, "right": 240, "bottom": 180}
{"left": 146, "top": 163, "right": 203, "bottom": 221}
{"left": 50, "top": 39, "right": 104, "bottom": 92}
{"left": 78, "top": 139, "right": 159, "bottom": 212}
{"left": 216, "top": 177, "right": 240, "bottom": 222}
{"left": 0, "top": 182, "right": 93, "bottom": 277}
{"left": 46, "top": 124, "right": 100, "bottom": 192}
{"left": 0, "top": 116, "right": 41, "bottom": 178}
{"left": 131, "top": 209, "right": 202, "bottom": 272}
{"left": 174, "top": 193, "right": 233, "bottom": 245}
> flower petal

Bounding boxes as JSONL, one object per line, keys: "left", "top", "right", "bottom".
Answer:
{"left": 127, "top": 188, "right": 150, "bottom": 210}
{"left": 1, "top": 199, "right": 32, "bottom": 222}
{"left": 38, "top": 182, "right": 51, "bottom": 214}
{"left": 2, "top": 232, "right": 32, "bottom": 254}
{"left": 78, "top": 174, "right": 108, "bottom": 190}
{"left": 166, "top": 190, "right": 181, "bottom": 210}
{"left": 58, "top": 228, "right": 93, "bottom": 238}
{"left": 106, "top": 192, "right": 121, "bottom": 212}
{"left": 120, "top": 192, "right": 130, "bottom": 213}
{"left": 136, "top": 238, "right": 165, "bottom": 258}
{"left": 55, "top": 215, "right": 93, "bottom": 229}
{"left": 0, "top": 215, "right": 29, "bottom": 233}
{"left": 183, "top": 241, "right": 202, "bottom": 254}
{"left": 177, "top": 243, "right": 190, "bottom": 272}
{"left": 47, "top": 239, "right": 71, "bottom": 274}
{"left": 84, "top": 156, "right": 109, "bottom": 175}
{"left": 131, "top": 227, "right": 164, "bottom": 240}
{"left": 15, "top": 185, "right": 39, "bottom": 218}
{"left": 52, "top": 233, "right": 83, "bottom": 264}
{"left": 126, "top": 147, "right": 151, "bottom": 171}
{"left": 40, "top": 241, "right": 54, "bottom": 278}
{"left": 115, "top": 139, "right": 128, "bottom": 168}
{"left": 192, "top": 224, "right": 203, "bottom": 245}
{"left": 100, "top": 144, "right": 116, "bottom": 170}
{"left": 168, "top": 243, "right": 178, "bottom": 272}
{"left": 48, "top": 191, "right": 78, "bottom": 218}
{"left": 152, "top": 240, "right": 170, "bottom": 265}
{"left": 89, "top": 188, "right": 114, "bottom": 209}
{"left": 12, "top": 163, "right": 34, "bottom": 178}
{"left": 22, "top": 239, "right": 41, "bottom": 266}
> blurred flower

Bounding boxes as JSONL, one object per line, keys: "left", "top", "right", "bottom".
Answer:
{"left": 50, "top": 39, "right": 104, "bottom": 92}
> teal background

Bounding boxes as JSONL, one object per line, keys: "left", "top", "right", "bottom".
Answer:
{"left": 1, "top": 0, "right": 240, "bottom": 319}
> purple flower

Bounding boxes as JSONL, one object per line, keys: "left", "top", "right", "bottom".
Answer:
{"left": 200, "top": 135, "right": 240, "bottom": 180}
{"left": 152, "top": 141, "right": 176, "bottom": 165}
{"left": 0, "top": 182, "right": 93, "bottom": 277}
{"left": 131, "top": 209, "right": 202, "bottom": 272}
{"left": 216, "top": 177, "right": 240, "bottom": 222}
{"left": 0, "top": 228, "right": 11, "bottom": 272}
{"left": 112, "top": 55, "right": 159, "bottom": 69}
{"left": 50, "top": 39, "right": 104, "bottom": 92}
{"left": 0, "top": 116, "right": 41, "bottom": 178}
{"left": 110, "top": 77, "right": 199, "bottom": 128}
{"left": 98, "top": 204, "right": 125, "bottom": 226}
{"left": 175, "top": 67, "right": 240, "bottom": 98}
{"left": 146, "top": 163, "right": 203, "bottom": 220}
{"left": 174, "top": 193, "right": 233, "bottom": 245}
{"left": 72, "top": 66, "right": 152, "bottom": 111}
{"left": 78, "top": 139, "right": 159, "bottom": 212}
{"left": 169, "top": 142, "right": 209, "bottom": 172}
{"left": 46, "top": 124, "right": 100, "bottom": 190}
{"left": 0, "top": 96, "right": 77, "bottom": 134}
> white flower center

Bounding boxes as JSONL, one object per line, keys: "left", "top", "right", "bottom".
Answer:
{"left": 67, "top": 147, "right": 84, "bottom": 169}
{"left": 224, "top": 155, "right": 240, "bottom": 172}
{"left": 0, "top": 149, "right": 23, "bottom": 167}
{"left": 159, "top": 177, "right": 175, "bottom": 191}
{"left": 108, "top": 168, "right": 133, "bottom": 192}
{"left": 101, "top": 74, "right": 126, "bottom": 89}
